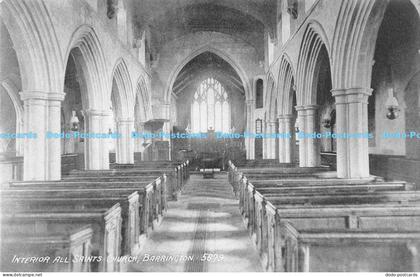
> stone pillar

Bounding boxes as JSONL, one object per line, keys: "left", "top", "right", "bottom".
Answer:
{"left": 295, "top": 106, "right": 307, "bottom": 167}
{"left": 134, "top": 122, "right": 145, "bottom": 152}
{"left": 163, "top": 103, "right": 171, "bottom": 160}
{"left": 83, "top": 109, "right": 110, "bottom": 170}
{"left": 16, "top": 118, "right": 24, "bottom": 156}
{"left": 304, "top": 105, "right": 320, "bottom": 167}
{"left": 116, "top": 118, "right": 134, "bottom": 164}
{"left": 298, "top": 244, "right": 310, "bottom": 272}
{"left": 266, "top": 121, "right": 277, "bottom": 159}
{"left": 20, "top": 91, "right": 65, "bottom": 180}
{"left": 332, "top": 88, "right": 371, "bottom": 178}
{"left": 246, "top": 100, "right": 255, "bottom": 159}
{"left": 278, "top": 114, "right": 295, "bottom": 163}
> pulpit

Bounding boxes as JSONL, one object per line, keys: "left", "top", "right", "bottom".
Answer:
{"left": 144, "top": 119, "right": 170, "bottom": 161}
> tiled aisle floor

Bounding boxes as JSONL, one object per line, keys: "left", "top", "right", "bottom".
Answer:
{"left": 128, "top": 173, "right": 263, "bottom": 272}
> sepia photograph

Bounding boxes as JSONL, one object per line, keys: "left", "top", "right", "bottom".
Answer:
{"left": 0, "top": 0, "right": 419, "bottom": 274}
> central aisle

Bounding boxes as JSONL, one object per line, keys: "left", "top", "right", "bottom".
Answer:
{"left": 129, "top": 173, "right": 263, "bottom": 272}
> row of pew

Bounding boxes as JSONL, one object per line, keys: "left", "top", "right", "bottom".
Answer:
{"left": 228, "top": 160, "right": 420, "bottom": 272}
{"left": 0, "top": 160, "right": 189, "bottom": 272}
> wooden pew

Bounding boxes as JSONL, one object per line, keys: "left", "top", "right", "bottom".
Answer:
{"left": 110, "top": 160, "right": 190, "bottom": 186}
{"left": 9, "top": 176, "right": 165, "bottom": 225}
{"left": 1, "top": 226, "right": 93, "bottom": 272}
{"left": 68, "top": 168, "right": 181, "bottom": 200}
{"left": 1, "top": 192, "right": 141, "bottom": 256}
{"left": 277, "top": 222, "right": 420, "bottom": 272}
{"left": 237, "top": 176, "right": 410, "bottom": 221}
{"left": 59, "top": 175, "right": 167, "bottom": 217}
{"left": 6, "top": 180, "right": 159, "bottom": 237}
{"left": 227, "top": 160, "right": 331, "bottom": 195}
{"left": 233, "top": 159, "right": 284, "bottom": 168}
{"left": 237, "top": 177, "right": 420, "bottom": 270}
{"left": 246, "top": 189, "right": 420, "bottom": 238}
{"left": 1, "top": 205, "right": 122, "bottom": 272}
{"left": 263, "top": 202, "right": 420, "bottom": 272}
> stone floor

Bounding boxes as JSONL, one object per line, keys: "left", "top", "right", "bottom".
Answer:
{"left": 128, "top": 173, "right": 263, "bottom": 272}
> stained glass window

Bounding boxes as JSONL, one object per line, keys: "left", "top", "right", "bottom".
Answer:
{"left": 191, "top": 78, "right": 230, "bottom": 133}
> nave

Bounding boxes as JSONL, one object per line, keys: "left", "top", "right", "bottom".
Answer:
{"left": 0, "top": 0, "right": 419, "bottom": 273}
{"left": 128, "top": 173, "right": 262, "bottom": 272}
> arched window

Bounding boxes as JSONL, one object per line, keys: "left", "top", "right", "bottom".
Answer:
{"left": 191, "top": 78, "right": 230, "bottom": 133}
{"left": 256, "top": 79, "right": 264, "bottom": 108}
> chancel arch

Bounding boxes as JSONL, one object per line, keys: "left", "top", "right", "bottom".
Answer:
{"left": 171, "top": 51, "right": 246, "bottom": 167}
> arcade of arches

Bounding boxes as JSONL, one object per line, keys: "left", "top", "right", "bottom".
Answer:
{"left": 0, "top": 0, "right": 420, "bottom": 273}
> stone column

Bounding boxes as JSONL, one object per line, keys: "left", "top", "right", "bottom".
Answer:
{"left": 332, "top": 88, "right": 371, "bottom": 178}
{"left": 83, "top": 109, "right": 110, "bottom": 170}
{"left": 295, "top": 106, "right": 307, "bottom": 167}
{"left": 134, "top": 122, "right": 145, "bottom": 152}
{"left": 278, "top": 114, "right": 295, "bottom": 163}
{"left": 116, "top": 118, "right": 134, "bottom": 164}
{"left": 266, "top": 121, "right": 277, "bottom": 159}
{"left": 246, "top": 100, "right": 255, "bottom": 159}
{"left": 20, "top": 91, "right": 65, "bottom": 180}
{"left": 304, "top": 105, "right": 320, "bottom": 167}
{"left": 163, "top": 103, "right": 171, "bottom": 160}
{"left": 298, "top": 244, "right": 310, "bottom": 272}
{"left": 16, "top": 118, "right": 24, "bottom": 156}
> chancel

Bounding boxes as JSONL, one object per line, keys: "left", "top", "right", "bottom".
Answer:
{"left": 0, "top": 0, "right": 419, "bottom": 273}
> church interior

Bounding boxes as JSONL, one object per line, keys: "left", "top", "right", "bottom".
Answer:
{"left": 0, "top": 0, "right": 419, "bottom": 272}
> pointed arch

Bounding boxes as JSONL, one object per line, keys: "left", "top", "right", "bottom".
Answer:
{"left": 277, "top": 54, "right": 296, "bottom": 115}
{"left": 111, "top": 58, "right": 134, "bottom": 119}
{"left": 331, "top": 0, "right": 387, "bottom": 89}
{"left": 64, "top": 24, "right": 109, "bottom": 111}
{"left": 165, "top": 46, "right": 252, "bottom": 103}
{"left": 135, "top": 75, "right": 152, "bottom": 123}
{"left": 0, "top": 0, "right": 63, "bottom": 92}
{"left": 266, "top": 72, "right": 277, "bottom": 120}
{"left": 296, "top": 20, "right": 331, "bottom": 106}
{"left": 1, "top": 78, "right": 24, "bottom": 156}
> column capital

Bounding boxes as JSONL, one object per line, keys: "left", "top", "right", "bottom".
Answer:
{"left": 294, "top": 105, "right": 306, "bottom": 112}
{"left": 246, "top": 99, "right": 256, "bottom": 105}
{"left": 278, "top": 114, "right": 295, "bottom": 120}
{"left": 116, "top": 117, "right": 135, "bottom": 124}
{"left": 331, "top": 87, "right": 372, "bottom": 104}
{"left": 83, "top": 109, "right": 112, "bottom": 117}
{"left": 303, "top": 104, "right": 319, "bottom": 111}
{"left": 20, "top": 91, "right": 65, "bottom": 102}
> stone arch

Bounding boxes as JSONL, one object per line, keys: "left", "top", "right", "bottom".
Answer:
{"left": 404, "top": 70, "right": 420, "bottom": 160}
{"left": 266, "top": 73, "right": 277, "bottom": 120}
{"left": 331, "top": 0, "right": 387, "bottom": 89}
{"left": 331, "top": 0, "right": 419, "bottom": 90}
{"left": 0, "top": 0, "right": 63, "bottom": 92}
{"left": 296, "top": 21, "right": 331, "bottom": 106}
{"left": 111, "top": 58, "right": 134, "bottom": 119}
{"left": 1, "top": 78, "right": 24, "bottom": 156}
{"left": 64, "top": 24, "right": 109, "bottom": 111}
{"left": 165, "top": 46, "right": 252, "bottom": 104}
{"left": 135, "top": 75, "right": 152, "bottom": 123}
{"left": 277, "top": 54, "right": 296, "bottom": 116}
